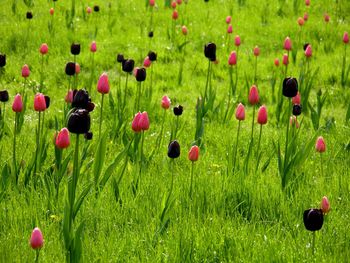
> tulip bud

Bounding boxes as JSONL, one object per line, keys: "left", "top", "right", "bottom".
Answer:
{"left": 168, "top": 140, "right": 180, "bottom": 158}
{"left": 122, "top": 59, "right": 135, "bottom": 73}
{"left": 305, "top": 45, "right": 312, "bottom": 58}
{"left": 161, "top": 95, "right": 171, "bottom": 109}
{"left": 282, "top": 54, "right": 289, "bottom": 66}
{"left": 182, "top": 26, "right": 188, "bottom": 35}
{"left": 148, "top": 51, "right": 157, "bottom": 61}
{"left": 84, "top": 132, "right": 93, "bottom": 140}
{"left": 72, "top": 89, "right": 90, "bottom": 110}
{"left": 292, "top": 92, "right": 301, "bottom": 105}
{"left": 282, "top": 77, "right": 298, "bottom": 98}
{"left": 117, "top": 54, "right": 125, "bottom": 63}
{"left": 343, "top": 32, "right": 349, "bottom": 44}
{"left": 248, "top": 85, "right": 259, "bottom": 105}
{"left": 227, "top": 24, "right": 233, "bottom": 34}
{"left": 34, "top": 93, "right": 46, "bottom": 112}
{"left": 50, "top": 8, "right": 54, "bottom": 15}
{"left": 172, "top": 10, "right": 178, "bottom": 20}
{"left": 22, "top": 64, "right": 30, "bottom": 78}
{"left": 12, "top": 94, "right": 23, "bottom": 112}
{"left": 93, "top": 5, "right": 100, "bottom": 12}
{"left": 188, "top": 145, "right": 199, "bottom": 162}
{"left": 315, "top": 136, "right": 326, "bottom": 153}
{"left": 173, "top": 105, "right": 183, "bottom": 116}
{"left": 148, "top": 31, "right": 154, "bottom": 38}
{"left": 0, "top": 90, "right": 9, "bottom": 102}
{"left": 257, "top": 105, "right": 268, "bottom": 125}
{"left": 324, "top": 13, "right": 330, "bottom": 23}
{"left": 132, "top": 112, "right": 142, "bottom": 132}
{"left": 149, "top": 0, "right": 155, "bottom": 7}
{"left": 30, "top": 227, "right": 44, "bottom": 250}
{"left": 204, "top": 43, "right": 216, "bottom": 61}
{"left": 292, "top": 104, "right": 302, "bottom": 116}
{"left": 71, "top": 43, "right": 81, "bottom": 55}
{"left": 56, "top": 127, "right": 70, "bottom": 149}
{"left": 228, "top": 51, "right": 237, "bottom": 66}
{"left": 253, "top": 46, "right": 260, "bottom": 56}
{"left": 90, "top": 41, "right": 97, "bottom": 53}
{"left": 171, "top": 1, "right": 177, "bottom": 8}
{"left": 65, "top": 62, "right": 76, "bottom": 76}
{"left": 26, "top": 11, "right": 33, "bottom": 19}
{"left": 143, "top": 56, "right": 151, "bottom": 68}
{"left": 284, "top": 37, "right": 292, "bottom": 51}
{"left": 235, "top": 35, "right": 241, "bottom": 47}
{"left": 86, "top": 6, "right": 92, "bottom": 14}
{"left": 39, "top": 43, "right": 49, "bottom": 55}
{"left": 0, "top": 54, "right": 6, "bottom": 67}
{"left": 235, "top": 103, "right": 245, "bottom": 121}
{"left": 303, "top": 209, "right": 323, "bottom": 231}
{"left": 305, "top": 0, "right": 310, "bottom": 6}
{"left": 226, "top": 16, "right": 231, "bottom": 24}
{"left": 303, "top": 13, "right": 309, "bottom": 21}
{"left": 139, "top": 111, "right": 150, "bottom": 131}
{"left": 320, "top": 196, "right": 330, "bottom": 214}
{"left": 134, "top": 67, "right": 147, "bottom": 82}
{"left": 97, "top": 73, "right": 110, "bottom": 94}
{"left": 297, "top": 17, "right": 304, "bottom": 26}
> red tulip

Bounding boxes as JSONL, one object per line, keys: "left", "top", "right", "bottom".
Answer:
{"left": 235, "top": 35, "right": 241, "bottom": 47}
{"left": 282, "top": 54, "right": 289, "bottom": 66}
{"left": 274, "top": 58, "right": 280, "bottom": 67}
{"left": 56, "top": 127, "right": 70, "bottom": 149}
{"left": 188, "top": 145, "right": 199, "bottom": 162}
{"left": 284, "top": 37, "right": 292, "bottom": 51}
{"left": 305, "top": 0, "right": 310, "bottom": 6}
{"left": 49, "top": 8, "right": 54, "bottom": 15}
{"left": 292, "top": 92, "right": 301, "bottom": 105}
{"left": 34, "top": 93, "right": 46, "bottom": 111}
{"left": 182, "top": 25, "right": 188, "bottom": 35}
{"left": 132, "top": 112, "right": 142, "bottom": 132}
{"left": 343, "top": 32, "right": 349, "bottom": 44}
{"left": 171, "top": 1, "right": 177, "bottom": 8}
{"left": 97, "top": 73, "right": 110, "bottom": 94}
{"left": 172, "top": 10, "right": 178, "bottom": 20}
{"left": 139, "top": 111, "right": 150, "bottom": 131}
{"left": 39, "top": 43, "right": 49, "bottom": 55}
{"left": 320, "top": 196, "right": 330, "bottom": 214}
{"left": 228, "top": 51, "right": 237, "bottom": 66}
{"left": 75, "top": 63, "right": 80, "bottom": 75}
{"left": 90, "top": 41, "right": 97, "bottom": 53}
{"left": 86, "top": 7, "right": 92, "bottom": 14}
{"left": 303, "top": 13, "right": 309, "bottom": 21}
{"left": 226, "top": 16, "right": 231, "bottom": 24}
{"left": 22, "top": 64, "right": 30, "bottom": 78}
{"left": 176, "top": 0, "right": 182, "bottom": 5}
{"left": 149, "top": 0, "right": 155, "bottom": 7}
{"left": 315, "top": 136, "right": 326, "bottom": 153}
{"left": 257, "top": 105, "right": 267, "bottom": 125}
{"left": 305, "top": 44, "right": 312, "bottom": 58}
{"left": 161, "top": 95, "right": 171, "bottom": 109}
{"left": 324, "top": 13, "right": 330, "bottom": 23}
{"left": 297, "top": 17, "right": 304, "bottom": 26}
{"left": 253, "top": 46, "right": 260, "bottom": 56}
{"left": 30, "top": 227, "right": 44, "bottom": 250}
{"left": 248, "top": 85, "right": 259, "bottom": 105}
{"left": 235, "top": 103, "right": 245, "bottom": 121}
{"left": 65, "top": 90, "right": 73, "bottom": 103}
{"left": 227, "top": 24, "right": 233, "bottom": 34}
{"left": 12, "top": 94, "right": 23, "bottom": 113}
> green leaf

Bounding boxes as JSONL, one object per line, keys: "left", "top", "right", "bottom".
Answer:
{"left": 93, "top": 133, "right": 108, "bottom": 188}
{"left": 73, "top": 183, "right": 92, "bottom": 220}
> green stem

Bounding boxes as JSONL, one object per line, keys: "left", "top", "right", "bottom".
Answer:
{"left": 139, "top": 131, "right": 145, "bottom": 190}
{"left": 204, "top": 60, "right": 211, "bottom": 102}
{"left": 124, "top": 73, "right": 129, "bottom": 109}
{"left": 254, "top": 56, "right": 258, "bottom": 84}
{"left": 13, "top": 113, "right": 17, "bottom": 184}
{"left": 311, "top": 231, "right": 316, "bottom": 255}
{"left": 283, "top": 99, "right": 291, "bottom": 173}
{"left": 320, "top": 153, "right": 324, "bottom": 178}
{"left": 232, "top": 120, "right": 241, "bottom": 174}
{"left": 35, "top": 250, "right": 40, "bottom": 263}
{"left": 99, "top": 94, "right": 104, "bottom": 138}
{"left": 189, "top": 161, "right": 194, "bottom": 199}
{"left": 255, "top": 124, "right": 263, "bottom": 172}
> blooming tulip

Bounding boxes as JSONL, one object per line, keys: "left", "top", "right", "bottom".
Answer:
{"left": 143, "top": 56, "right": 151, "bottom": 68}
{"left": 284, "top": 37, "right": 292, "bottom": 51}
{"left": 235, "top": 103, "right": 245, "bottom": 121}
{"left": 320, "top": 196, "right": 330, "bottom": 214}
{"left": 228, "top": 51, "right": 237, "bottom": 66}
{"left": 90, "top": 41, "right": 97, "bottom": 53}
{"left": 343, "top": 32, "right": 349, "bottom": 44}
{"left": 22, "top": 64, "right": 30, "bottom": 78}
{"left": 305, "top": 45, "right": 312, "bottom": 58}
{"left": 235, "top": 35, "right": 241, "bottom": 47}
{"left": 39, "top": 43, "right": 48, "bottom": 55}
{"left": 34, "top": 93, "right": 47, "bottom": 111}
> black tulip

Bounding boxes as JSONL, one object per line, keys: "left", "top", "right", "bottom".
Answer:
{"left": 292, "top": 104, "right": 302, "bottom": 116}
{"left": 72, "top": 89, "right": 90, "bottom": 109}
{"left": 173, "top": 105, "right": 183, "bottom": 116}
{"left": 86, "top": 102, "right": 95, "bottom": 112}
{"left": 303, "top": 209, "right": 324, "bottom": 231}
{"left": 0, "top": 90, "right": 9, "bottom": 102}
{"left": 122, "top": 59, "right": 135, "bottom": 73}
{"left": 26, "top": 12, "right": 33, "bottom": 19}
{"left": 0, "top": 54, "right": 6, "bottom": 67}
{"left": 93, "top": 5, "right": 100, "bottom": 12}
{"left": 71, "top": 43, "right": 81, "bottom": 55}
{"left": 204, "top": 43, "right": 216, "bottom": 61}
{"left": 117, "top": 54, "right": 125, "bottom": 63}
{"left": 68, "top": 109, "right": 91, "bottom": 134}
{"left": 168, "top": 140, "right": 180, "bottom": 159}
{"left": 135, "top": 68, "right": 146, "bottom": 82}
{"left": 282, "top": 77, "right": 298, "bottom": 98}
{"left": 84, "top": 132, "right": 93, "bottom": 140}
{"left": 44, "top": 95, "right": 51, "bottom": 109}
{"left": 148, "top": 31, "right": 154, "bottom": 38}
{"left": 148, "top": 51, "right": 157, "bottom": 61}
{"left": 303, "top": 43, "right": 310, "bottom": 51}
{"left": 65, "top": 62, "right": 76, "bottom": 76}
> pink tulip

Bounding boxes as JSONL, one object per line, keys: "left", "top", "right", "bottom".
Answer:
{"left": 56, "top": 128, "right": 70, "bottom": 149}
{"left": 292, "top": 92, "right": 301, "bottom": 105}
{"left": 235, "top": 35, "right": 241, "bottom": 47}
{"left": 171, "top": 1, "right": 177, "bottom": 9}
{"left": 161, "top": 95, "right": 171, "bottom": 109}
{"left": 235, "top": 103, "right": 245, "bottom": 121}
{"left": 132, "top": 112, "right": 142, "bottom": 132}
{"left": 12, "top": 94, "right": 23, "bottom": 113}
{"left": 97, "top": 73, "right": 110, "bottom": 94}
{"left": 22, "top": 64, "right": 30, "bottom": 78}
{"left": 149, "top": 0, "right": 155, "bottom": 6}
{"left": 315, "top": 136, "right": 326, "bottom": 153}
{"left": 40, "top": 43, "right": 49, "bottom": 55}
{"left": 50, "top": 8, "right": 54, "bottom": 15}
{"left": 297, "top": 17, "right": 304, "bottom": 26}
{"left": 253, "top": 46, "right": 260, "bottom": 56}
{"left": 304, "top": 13, "right": 309, "bottom": 21}
{"left": 65, "top": 90, "right": 73, "bottom": 103}
{"left": 324, "top": 13, "right": 330, "bottom": 23}
{"left": 320, "top": 196, "right": 330, "bottom": 214}
{"left": 343, "top": 32, "right": 349, "bottom": 44}
{"left": 305, "top": 45, "right": 312, "bottom": 58}
{"left": 30, "top": 227, "right": 44, "bottom": 250}
{"left": 305, "top": 0, "right": 310, "bottom": 6}
{"left": 226, "top": 16, "right": 231, "bottom": 24}
{"left": 90, "top": 41, "right": 97, "bottom": 53}
{"left": 143, "top": 56, "right": 152, "bottom": 68}
{"left": 172, "top": 10, "right": 178, "bottom": 20}
{"left": 289, "top": 116, "right": 300, "bottom": 128}
{"left": 274, "top": 58, "right": 280, "bottom": 67}
{"left": 257, "top": 105, "right": 267, "bottom": 125}
{"left": 34, "top": 93, "right": 47, "bottom": 111}
{"left": 139, "top": 111, "right": 150, "bottom": 131}
{"left": 248, "top": 85, "right": 259, "bottom": 105}
{"left": 182, "top": 25, "right": 188, "bottom": 35}
{"left": 282, "top": 54, "right": 289, "bottom": 66}
{"left": 228, "top": 51, "right": 237, "bottom": 66}
{"left": 227, "top": 24, "right": 233, "bottom": 34}
{"left": 86, "top": 7, "right": 92, "bottom": 14}
{"left": 284, "top": 37, "right": 292, "bottom": 51}
{"left": 188, "top": 145, "right": 199, "bottom": 162}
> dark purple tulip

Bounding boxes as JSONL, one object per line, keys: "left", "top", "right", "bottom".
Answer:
{"left": 168, "top": 140, "right": 180, "bottom": 159}
{"left": 303, "top": 209, "right": 324, "bottom": 231}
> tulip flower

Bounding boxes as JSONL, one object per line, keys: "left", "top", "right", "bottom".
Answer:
{"left": 182, "top": 25, "right": 188, "bottom": 35}
{"left": 26, "top": 11, "right": 33, "bottom": 19}
{"left": 172, "top": 10, "right": 178, "bottom": 20}
{"left": 34, "top": 93, "right": 46, "bottom": 112}
{"left": 235, "top": 35, "right": 241, "bottom": 47}
{"left": 204, "top": 43, "right": 216, "bottom": 61}
{"left": 226, "top": 16, "right": 231, "bottom": 24}
{"left": 248, "top": 85, "right": 259, "bottom": 105}
{"left": 305, "top": 0, "right": 310, "bottom": 6}
{"left": 343, "top": 32, "right": 349, "bottom": 44}
{"left": 39, "top": 43, "right": 48, "bottom": 55}
{"left": 292, "top": 104, "right": 302, "bottom": 116}
{"left": 320, "top": 196, "right": 330, "bottom": 214}
{"left": 232, "top": 103, "right": 245, "bottom": 173}
{"left": 56, "top": 128, "right": 70, "bottom": 149}
{"left": 274, "top": 58, "right": 280, "bottom": 67}
{"left": 315, "top": 136, "right": 326, "bottom": 153}
{"left": 143, "top": 56, "right": 151, "bottom": 68}
{"left": 324, "top": 13, "right": 330, "bottom": 23}
{"left": 228, "top": 51, "right": 237, "bottom": 66}
{"left": 71, "top": 43, "right": 81, "bottom": 56}
{"left": 139, "top": 111, "right": 150, "bottom": 131}
{"left": 188, "top": 145, "right": 199, "bottom": 198}
{"left": 305, "top": 45, "right": 312, "bottom": 58}
{"left": 30, "top": 227, "right": 44, "bottom": 250}
{"left": 284, "top": 37, "right": 292, "bottom": 51}
{"left": 68, "top": 109, "right": 91, "bottom": 134}
{"left": 12, "top": 94, "right": 23, "bottom": 113}
{"left": 304, "top": 209, "right": 323, "bottom": 232}
{"left": 168, "top": 140, "right": 180, "bottom": 159}
{"left": 282, "top": 54, "right": 289, "bottom": 66}
{"left": 0, "top": 54, "right": 6, "bottom": 67}
{"left": 0, "top": 90, "right": 9, "bottom": 103}
{"left": 86, "top": 6, "right": 92, "bottom": 14}
{"left": 227, "top": 24, "right": 233, "bottom": 34}
{"left": 22, "top": 64, "right": 30, "bottom": 78}
{"left": 304, "top": 13, "right": 309, "bottom": 21}
{"left": 149, "top": 0, "right": 155, "bottom": 6}
{"left": 292, "top": 92, "right": 301, "bottom": 104}
{"left": 298, "top": 17, "right": 304, "bottom": 26}
{"left": 132, "top": 112, "right": 142, "bottom": 133}
{"left": 282, "top": 78, "right": 298, "bottom": 98}
{"left": 161, "top": 95, "right": 171, "bottom": 109}
{"left": 90, "top": 41, "right": 97, "bottom": 53}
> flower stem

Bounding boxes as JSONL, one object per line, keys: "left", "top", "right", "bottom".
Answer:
{"left": 124, "top": 73, "right": 129, "bottom": 109}
{"left": 13, "top": 113, "right": 17, "bottom": 184}
{"left": 204, "top": 60, "right": 211, "bottom": 103}
{"left": 232, "top": 120, "right": 241, "bottom": 174}
{"left": 189, "top": 161, "right": 194, "bottom": 199}
{"left": 283, "top": 99, "right": 291, "bottom": 173}
{"left": 255, "top": 124, "right": 263, "bottom": 172}
{"left": 320, "top": 153, "right": 324, "bottom": 178}
{"left": 99, "top": 94, "right": 104, "bottom": 139}
{"left": 311, "top": 231, "right": 316, "bottom": 255}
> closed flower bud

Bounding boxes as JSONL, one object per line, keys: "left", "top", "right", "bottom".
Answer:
{"left": 22, "top": 64, "right": 30, "bottom": 78}
{"left": 148, "top": 31, "right": 154, "bottom": 38}
{"left": 172, "top": 10, "right": 178, "bottom": 20}
{"left": 0, "top": 54, "right": 6, "bottom": 67}
{"left": 173, "top": 105, "right": 183, "bottom": 116}
{"left": 30, "top": 227, "right": 44, "bottom": 250}
{"left": 65, "top": 90, "right": 73, "bottom": 103}
{"left": 134, "top": 67, "right": 147, "bottom": 82}
{"left": 65, "top": 62, "right": 76, "bottom": 76}
{"left": 148, "top": 51, "right": 157, "bottom": 61}
{"left": 182, "top": 26, "right": 188, "bottom": 35}
{"left": 304, "top": 12, "right": 308, "bottom": 21}
{"left": 132, "top": 112, "right": 142, "bottom": 132}
{"left": 315, "top": 136, "right": 326, "bottom": 153}
{"left": 56, "top": 127, "right": 70, "bottom": 149}
{"left": 343, "top": 32, "right": 349, "bottom": 44}
{"left": 227, "top": 24, "right": 233, "bottom": 34}
{"left": 228, "top": 51, "right": 237, "bottom": 66}
{"left": 282, "top": 54, "right": 289, "bottom": 66}
{"left": 149, "top": 0, "right": 155, "bottom": 6}
{"left": 0, "top": 90, "right": 9, "bottom": 102}
{"left": 257, "top": 105, "right": 267, "bottom": 125}
{"left": 171, "top": 1, "right": 177, "bottom": 8}
{"left": 226, "top": 16, "right": 231, "bottom": 24}
{"left": 235, "top": 103, "right": 245, "bottom": 121}
{"left": 143, "top": 56, "right": 151, "bottom": 68}
{"left": 188, "top": 145, "right": 199, "bottom": 162}
{"left": 12, "top": 94, "right": 23, "bottom": 112}
{"left": 117, "top": 54, "right": 125, "bottom": 63}
{"left": 84, "top": 131, "right": 93, "bottom": 140}
{"left": 303, "top": 209, "right": 323, "bottom": 231}
{"left": 71, "top": 43, "right": 81, "bottom": 55}
{"left": 253, "top": 46, "right": 260, "bottom": 56}
{"left": 305, "top": 44, "right": 312, "bottom": 58}
{"left": 297, "top": 17, "right": 305, "bottom": 26}
{"left": 139, "top": 111, "right": 150, "bottom": 131}
{"left": 122, "top": 59, "right": 135, "bottom": 73}
{"left": 161, "top": 95, "right": 171, "bottom": 109}
{"left": 90, "top": 41, "right": 97, "bottom": 53}
{"left": 86, "top": 6, "right": 92, "bottom": 14}
{"left": 282, "top": 77, "right": 298, "bottom": 98}
{"left": 235, "top": 35, "right": 241, "bottom": 47}
{"left": 324, "top": 13, "right": 330, "bottom": 23}
{"left": 320, "top": 196, "right": 330, "bottom": 214}
{"left": 39, "top": 43, "right": 49, "bottom": 55}
{"left": 93, "top": 5, "right": 100, "bottom": 12}
{"left": 305, "top": 0, "right": 310, "bottom": 6}
{"left": 204, "top": 43, "right": 217, "bottom": 61}
{"left": 248, "top": 85, "right": 259, "bottom": 105}
{"left": 75, "top": 63, "right": 80, "bottom": 75}
{"left": 34, "top": 93, "right": 47, "bottom": 112}
{"left": 292, "top": 104, "right": 302, "bottom": 116}
{"left": 274, "top": 58, "right": 280, "bottom": 67}
{"left": 97, "top": 73, "right": 110, "bottom": 94}
{"left": 168, "top": 140, "right": 180, "bottom": 158}
{"left": 67, "top": 109, "right": 91, "bottom": 134}
{"left": 50, "top": 8, "right": 54, "bottom": 15}
{"left": 284, "top": 37, "right": 292, "bottom": 51}
{"left": 26, "top": 11, "right": 33, "bottom": 19}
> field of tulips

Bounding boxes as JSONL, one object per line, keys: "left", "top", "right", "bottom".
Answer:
{"left": 0, "top": 0, "right": 350, "bottom": 262}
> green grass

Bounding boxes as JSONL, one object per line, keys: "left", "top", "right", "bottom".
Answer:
{"left": 0, "top": 0, "right": 350, "bottom": 262}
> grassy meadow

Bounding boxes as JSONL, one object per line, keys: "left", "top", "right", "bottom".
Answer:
{"left": 0, "top": 0, "right": 350, "bottom": 262}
